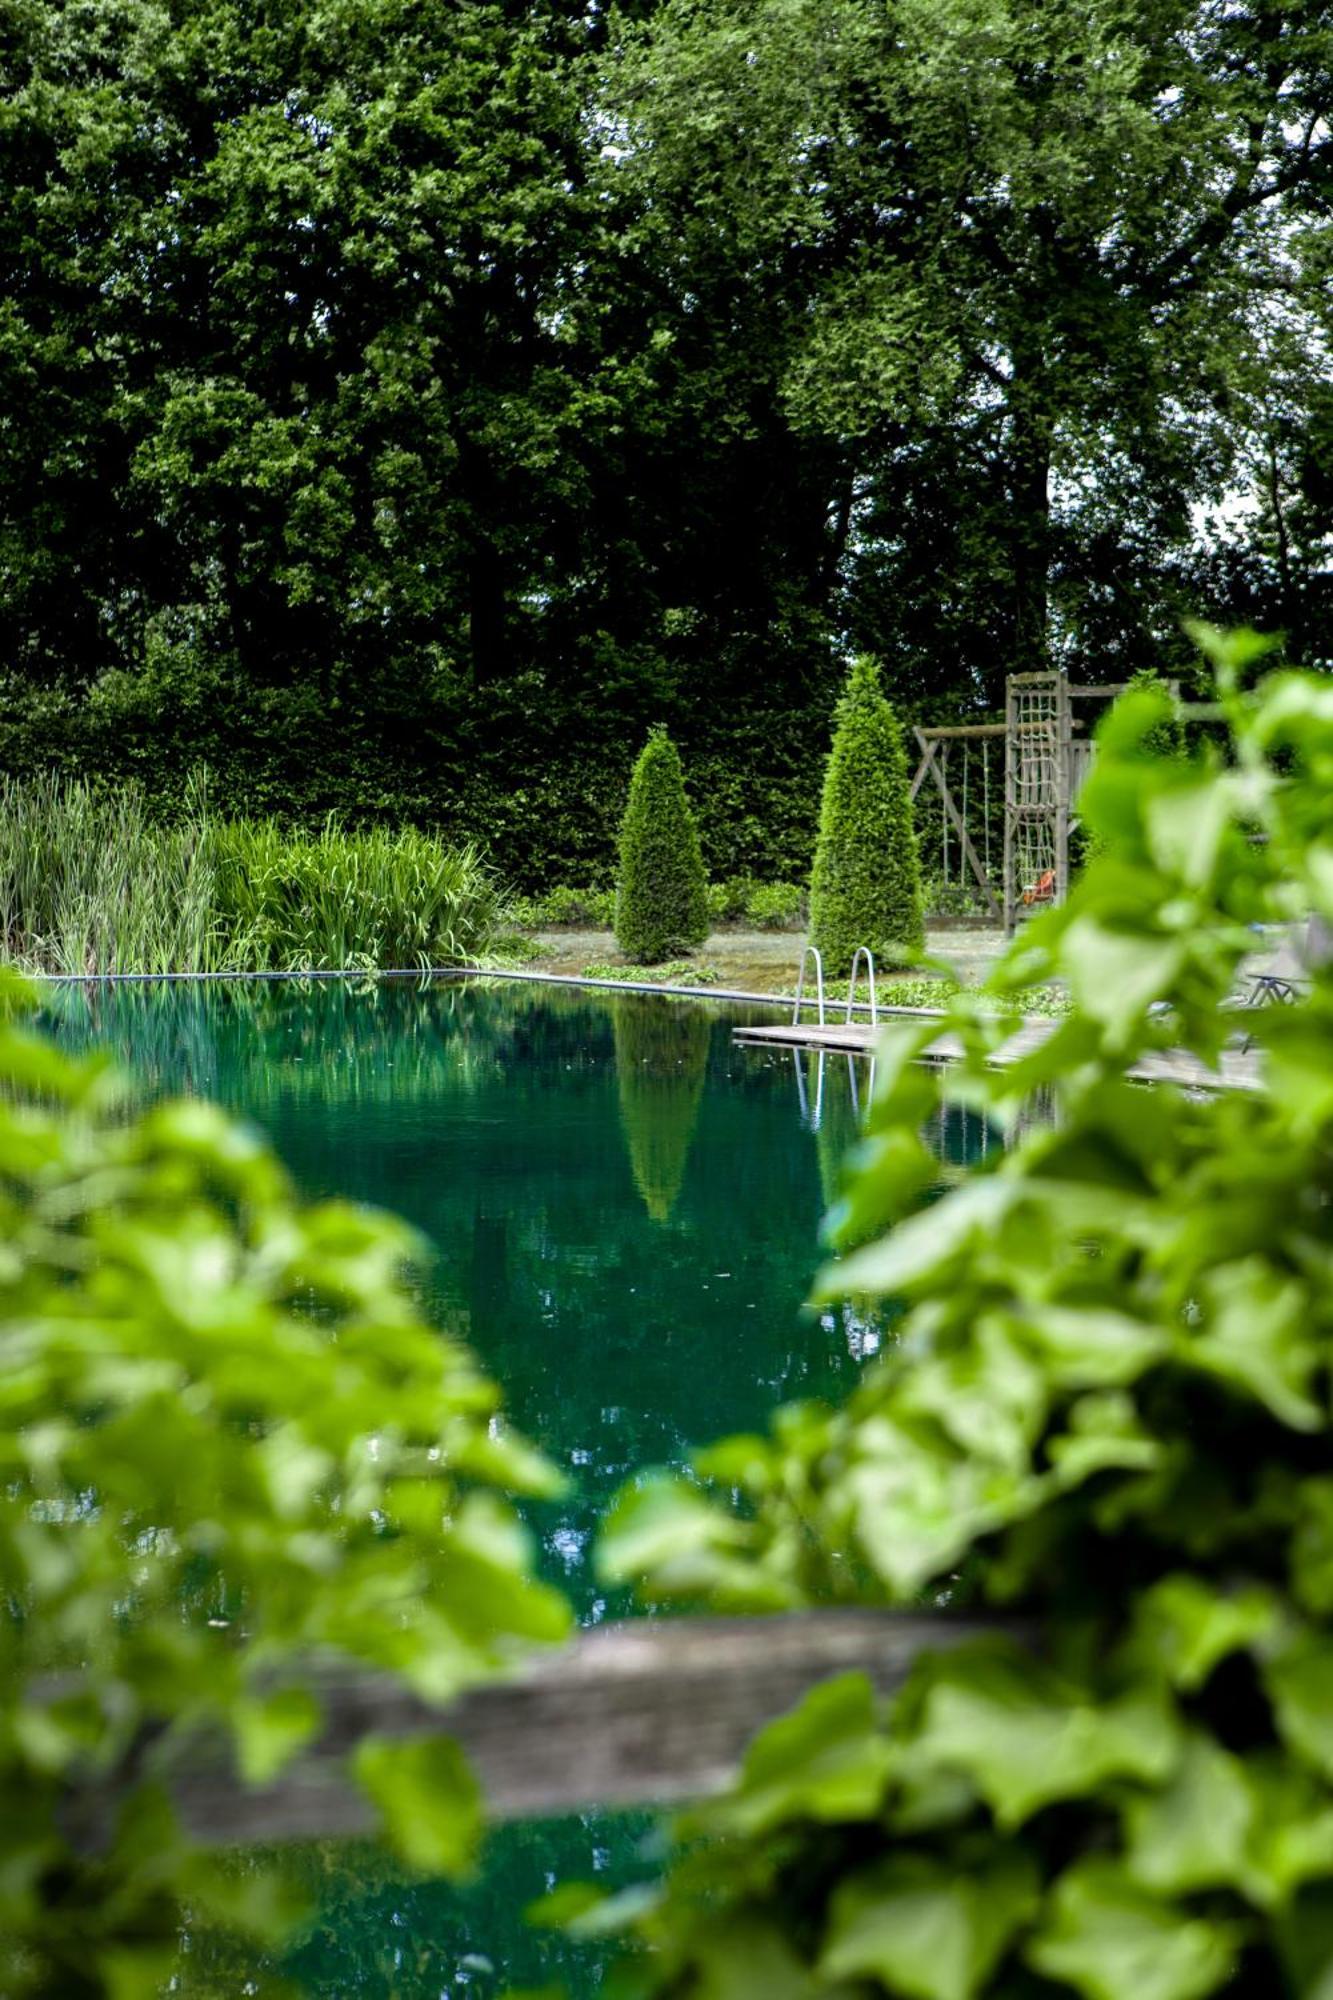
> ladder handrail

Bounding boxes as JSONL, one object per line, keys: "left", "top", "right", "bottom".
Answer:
{"left": 793, "top": 944, "right": 826, "bottom": 1025}
{"left": 845, "top": 947, "right": 878, "bottom": 1026}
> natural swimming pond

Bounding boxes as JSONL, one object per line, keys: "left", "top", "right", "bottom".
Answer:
{"left": 42, "top": 976, "right": 993, "bottom": 1997}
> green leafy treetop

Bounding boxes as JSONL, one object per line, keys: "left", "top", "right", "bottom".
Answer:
{"left": 576, "top": 631, "right": 1333, "bottom": 1998}
{"left": 808, "top": 655, "right": 924, "bottom": 974}
{"left": 615, "top": 728, "right": 709, "bottom": 964}
{"left": 0, "top": 990, "right": 570, "bottom": 1998}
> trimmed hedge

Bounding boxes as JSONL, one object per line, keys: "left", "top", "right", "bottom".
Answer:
{"left": 614, "top": 729, "right": 710, "bottom": 962}
{"left": 808, "top": 654, "right": 924, "bottom": 972}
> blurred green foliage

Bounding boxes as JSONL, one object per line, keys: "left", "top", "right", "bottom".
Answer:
{"left": 572, "top": 632, "right": 1333, "bottom": 1997}
{"left": 0, "top": 985, "right": 569, "bottom": 1996}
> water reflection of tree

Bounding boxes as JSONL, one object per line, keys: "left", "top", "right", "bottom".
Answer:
{"left": 612, "top": 995, "right": 711, "bottom": 1224}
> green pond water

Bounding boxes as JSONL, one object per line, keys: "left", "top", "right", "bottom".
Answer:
{"left": 42, "top": 976, "right": 994, "bottom": 1999}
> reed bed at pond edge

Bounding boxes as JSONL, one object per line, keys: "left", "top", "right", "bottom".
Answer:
{"left": 0, "top": 774, "right": 505, "bottom": 975}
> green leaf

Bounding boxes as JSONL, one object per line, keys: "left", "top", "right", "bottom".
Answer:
{"left": 1046, "top": 1391, "right": 1162, "bottom": 1487}
{"left": 700, "top": 1674, "right": 893, "bottom": 1837}
{"left": 353, "top": 1734, "right": 483, "bottom": 1877}
{"left": 1183, "top": 1260, "right": 1322, "bottom": 1432}
{"left": 1122, "top": 1733, "right": 1255, "bottom": 1897}
{"left": 1266, "top": 1638, "right": 1333, "bottom": 1782}
{"left": 816, "top": 1178, "right": 1012, "bottom": 1302}
{"left": 1026, "top": 1860, "right": 1239, "bottom": 2000}
{"left": 843, "top": 1426, "right": 1050, "bottom": 1598}
{"left": 1292, "top": 1480, "right": 1333, "bottom": 1618}
{"left": 233, "top": 1686, "right": 323, "bottom": 1787}
{"left": 680, "top": 1911, "right": 824, "bottom": 2000}
{"left": 1128, "top": 1576, "right": 1279, "bottom": 1692}
{"left": 100, "top": 1947, "right": 182, "bottom": 2000}
{"left": 1010, "top": 1305, "right": 1168, "bottom": 1389}
{"left": 1060, "top": 920, "right": 1187, "bottom": 1036}
{"left": 597, "top": 1473, "right": 748, "bottom": 1588}
{"left": 819, "top": 1844, "right": 1040, "bottom": 2000}
{"left": 916, "top": 1649, "right": 1181, "bottom": 1827}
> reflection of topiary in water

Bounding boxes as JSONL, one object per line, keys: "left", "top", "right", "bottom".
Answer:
{"left": 615, "top": 730, "right": 709, "bottom": 964}
{"left": 613, "top": 996, "right": 711, "bottom": 1223}
{"left": 808, "top": 656, "right": 923, "bottom": 974}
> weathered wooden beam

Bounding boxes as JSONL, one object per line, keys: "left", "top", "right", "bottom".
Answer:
{"left": 65, "top": 1613, "right": 1012, "bottom": 1851}
{"left": 915, "top": 723, "right": 1007, "bottom": 741}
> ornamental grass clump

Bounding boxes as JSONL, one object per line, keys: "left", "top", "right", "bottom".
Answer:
{"left": 581, "top": 630, "right": 1333, "bottom": 2000}
{"left": 212, "top": 817, "right": 503, "bottom": 971}
{"left": 808, "top": 654, "right": 924, "bottom": 973}
{"left": 614, "top": 728, "right": 709, "bottom": 963}
{"left": 0, "top": 771, "right": 223, "bottom": 975}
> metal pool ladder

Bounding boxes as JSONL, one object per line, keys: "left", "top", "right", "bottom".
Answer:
{"left": 792, "top": 944, "right": 826, "bottom": 1025}
{"left": 845, "top": 947, "right": 879, "bottom": 1026}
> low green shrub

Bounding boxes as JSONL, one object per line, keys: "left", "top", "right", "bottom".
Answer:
{"left": 582, "top": 959, "right": 720, "bottom": 987}
{"left": 0, "top": 976, "right": 568, "bottom": 1996}
{"left": 511, "top": 885, "right": 616, "bottom": 929}
{"left": 745, "top": 881, "right": 805, "bottom": 930}
{"left": 919, "top": 869, "right": 996, "bottom": 919}
{"left": 614, "top": 731, "right": 709, "bottom": 963}
{"left": 703, "top": 877, "right": 805, "bottom": 928}
{"left": 705, "top": 879, "right": 741, "bottom": 923}
{"left": 0, "top": 770, "right": 224, "bottom": 975}
{"left": 809, "top": 655, "right": 924, "bottom": 971}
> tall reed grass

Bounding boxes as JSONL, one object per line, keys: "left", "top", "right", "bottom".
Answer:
{"left": 211, "top": 818, "right": 505, "bottom": 972}
{"left": 0, "top": 775, "right": 504, "bottom": 975}
{"left": 0, "top": 772, "right": 223, "bottom": 975}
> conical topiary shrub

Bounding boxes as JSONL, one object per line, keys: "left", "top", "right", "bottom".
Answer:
{"left": 614, "top": 728, "right": 709, "bottom": 963}
{"left": 808, "top": 655, "right": 924, "bottom": 973}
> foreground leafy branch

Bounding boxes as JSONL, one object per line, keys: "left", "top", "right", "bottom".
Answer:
{"left": 0, "top": 991, "right": 569, "bottom": 1997}
{"left": 584, "top": 632, "right": 1333, "bottom": 1999}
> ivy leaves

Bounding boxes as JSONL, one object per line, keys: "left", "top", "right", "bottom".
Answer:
{"left": 578, "top": 648, "right": 1333, "bottom": 1995}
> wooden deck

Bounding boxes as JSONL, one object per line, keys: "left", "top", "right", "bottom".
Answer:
{"left": 735, "top": 1013, "right": 1265, "bottom": 1093}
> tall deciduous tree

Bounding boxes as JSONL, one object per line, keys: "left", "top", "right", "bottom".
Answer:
{"left": 602, "top": 0, "right": 1333, "bottom": 690}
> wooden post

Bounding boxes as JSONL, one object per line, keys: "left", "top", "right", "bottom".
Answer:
{"left": 1003, "top": 677, "right": 1018, "bottom": 935}
{"left": 1055, "top": 675, "right": 1072, "bottom": 906}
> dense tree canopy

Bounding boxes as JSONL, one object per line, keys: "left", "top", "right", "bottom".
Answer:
{"left": 0, "top": 0, "right": 1329, "bottom": 875}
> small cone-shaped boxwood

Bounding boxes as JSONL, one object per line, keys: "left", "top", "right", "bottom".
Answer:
{"left": 808, "top": 655, "right": 924, "bottom": 972}
{"left": 614, "top": 728, "right": 709, "bottom": 963}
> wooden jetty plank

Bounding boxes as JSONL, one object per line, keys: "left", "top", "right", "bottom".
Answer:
{"left": 734, "top": 1020, "right": 1263, "bottom": 1092}
{"left": 62, "top": 1613, "right": 1010, "bottom": 1852}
